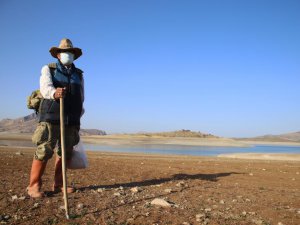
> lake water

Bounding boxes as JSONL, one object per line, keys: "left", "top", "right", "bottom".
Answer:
{"left": 83, "top": 143, "right": 300, "bottom": 156}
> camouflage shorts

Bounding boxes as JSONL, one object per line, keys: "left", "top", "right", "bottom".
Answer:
{"left": 32, "top": 122, "right": 80, "bottom": 161}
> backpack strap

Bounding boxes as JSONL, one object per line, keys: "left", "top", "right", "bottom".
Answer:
{"left": 47, "top": 63, "right": 56, "bottom": 76}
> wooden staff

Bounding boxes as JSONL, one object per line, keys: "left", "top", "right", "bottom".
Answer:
{"left": 60, "top": 97, "right": 70, "bottom": 219}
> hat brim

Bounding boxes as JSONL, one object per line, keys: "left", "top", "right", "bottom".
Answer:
{"left": 49, "top": 47, "right": 82, "bottom": 60}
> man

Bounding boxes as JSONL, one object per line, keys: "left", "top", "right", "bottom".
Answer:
{"left": 27, "top": 38, "right": 84, "bottom": 198}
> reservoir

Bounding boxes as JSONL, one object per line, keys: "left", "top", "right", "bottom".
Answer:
{"left": 83, "top": 143, "right": 300, "bottom": 156}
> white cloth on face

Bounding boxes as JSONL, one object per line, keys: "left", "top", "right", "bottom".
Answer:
{"left": 39, "top": 65, "right": 85, "bottom": 115}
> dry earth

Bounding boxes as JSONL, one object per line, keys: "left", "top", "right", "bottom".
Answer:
{"left": 0, "top": 146, "right": 299, "bottom": 225}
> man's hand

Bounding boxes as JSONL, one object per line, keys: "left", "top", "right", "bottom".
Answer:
{"left": 54, "top": 87, "right": 67, "bottom": 99}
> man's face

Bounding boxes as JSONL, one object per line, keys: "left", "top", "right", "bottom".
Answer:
{"left": 57, "top": 51, "right": 74, "bottom": 65}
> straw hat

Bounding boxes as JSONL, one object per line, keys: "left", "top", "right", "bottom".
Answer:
{"left": 49, "top": 38, "right": 82, "bottom": 60}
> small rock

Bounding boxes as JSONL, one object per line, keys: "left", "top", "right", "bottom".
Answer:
{"left": 59, "top": 205, "right": 65, "bottom": 210}
{"left": 119, "top": 186, "right": 124, "bottom": 190}
{"left": 145, "top": 212, "right": 150, "bottom": 217}
{"left": 262, "top": 168, "right": 266, "bottom": 171}
{"left": 97, "top": 188, "right": 105, "bottom": 193}
{"left": 204, "top": 208, "right": 212, "bottom": 212}
{"left": 249, "top": 173, "right": 254, "bottom": 176}
{"left": 15, "top": 151, "right": 23, "bottom": 156}
{"left": 113, "top": 192, "right": 121, "bottom": 197}
{"left": 196, "top": 213, "right": 205, "bottom": 221}
{"left": 212, "top": 205, "right": 218, "bottom": 209}
{"left": 249, "top": 212, "right": 256, "bottom": 215}
{"left": 18, "top": 196, "right": 26, "bottom": 200}
{"left": 182, "top": 222, "right": 190, "bottom": 225}
{"left": 176, "top": 181, "right": 185, "bottom": 187}
{"left": 219, "top": 200, "right": 225, "bottom": 204}
{"left": 232, "top": 199, "right": 237, "bottom": 203}
{"left": 4, "top": 215, "right": 10, "bottom": 220}
{"left": 242, "top": 211, "right": 247, "bottom": 216}
{"left": 120, "top": 200, "right": 125, "bottom": 204}
{"left": 252, "top": 219, "right": 263, "bottom": 225}
{"left": 164, "top": 188, "right": 172, "bottom": 193}
{"left": 245, "top": 198, "right": 251, "bottom": 202}
{"left": 297, "top": 210, "right": 300, "bottom": 214}
{"left": 278, "top": 222, "right": 284, "bottom": 225}
{"left": 11, "top": 195, "right": 18, "bottom": 201}
{"left": 77, "top": 203, "right": 84, "bottom": 209}
{"left": 33, "top": 203, "right": 39, "bottom": 209}
{"left": 151, "top": 198, "right": 173, "bottom": 207}
{"left": 130, "top": 187, "right": 141, "bottom": 193}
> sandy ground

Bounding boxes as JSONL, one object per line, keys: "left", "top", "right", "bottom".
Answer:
{"left": 81, "top": 135, "right": 251, "bottom": 147}
{"left": 0, "top": 146, "right": 299, "bottom": 225}
{"left": 218, "top": 153, "right": 300, "bottom": 161}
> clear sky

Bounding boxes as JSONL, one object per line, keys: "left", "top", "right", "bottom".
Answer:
{"left": 0, "top": 0, "right": 299, "bottom": 137}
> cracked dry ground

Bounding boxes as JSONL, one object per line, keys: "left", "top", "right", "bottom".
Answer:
{"left": 0, "top": 147, "right": 299, "bottom": 225}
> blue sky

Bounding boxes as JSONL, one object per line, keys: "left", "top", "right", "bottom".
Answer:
{"left": 0, "top": 0, "right": 299, "bottom": 137}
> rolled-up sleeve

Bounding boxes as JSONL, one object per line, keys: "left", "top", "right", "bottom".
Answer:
{"left": 40, "top": 65, "right": 56, "bottom": 99}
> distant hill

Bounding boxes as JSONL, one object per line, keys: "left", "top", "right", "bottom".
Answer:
{"left": 238, "top": 131, "right": 300, "bottom": 142}
{"left": 0, "top": 113, "right": 106, "bottom": 136}
{"left": 131, "top": 129, "right": 218, "bottom": 138}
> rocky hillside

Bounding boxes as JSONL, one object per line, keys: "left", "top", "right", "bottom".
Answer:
{"left": 238, "top": 131, "right": 300, "bottom": 142}
{"left": 0, "top": 114, "right": 106, "bottom": 136}
{"left": 136, "top": 129, "right": 218, "bottom": 138}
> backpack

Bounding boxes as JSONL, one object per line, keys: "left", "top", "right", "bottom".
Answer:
{"left": 27, "top": 63, "right": 83, "bottom": 113}
{"left": 27, "top": 89, "right": 43, "bottom": 113}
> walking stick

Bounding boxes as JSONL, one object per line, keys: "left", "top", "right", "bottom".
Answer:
{"left": 60, "top": 97, "right": 70, "bottom": 219}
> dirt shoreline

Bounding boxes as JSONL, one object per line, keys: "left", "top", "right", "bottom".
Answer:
{"left": 1, "top": 146, "right": 300, "bottom": 225}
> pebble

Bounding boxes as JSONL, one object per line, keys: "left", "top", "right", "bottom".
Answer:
{"left": 59, "top": 205, "right": 65, "bottom": 210}
{"left": 77, "top": 203, "right": 84, "bottom": 209}
{"left": 19, "top": 196, "right": 26, "bottom": 200}
{"left": 145, "top": 212, "right": 150, "bottom": 217}
{"left": 11, "top": 195, "right": 18, "bottom": 201}
{"left": 113, "top": 192, "right": 121, "bottom": 197}
{"left": 176, "top": 181, "right": 185, "bottom": 187}
{"left": 196, "top": 213, "right": 205, "bottom": 221}
{"left": 33, "top": 203, "right": 39, "bottom": 209}
{"left": 249, "top": 173, "right": 254, "bottom": 176}
{"left": 278, "top": 222, "right": 284, "bottom": 225}
{"left": 97, "top": 188, "right": 105, "bottom": 193}
{"left": 15, "top": 151, "right": 23, "bottom": 156}
{"left": 204, "top": 208, "right": 212, "bottom": 212}
{"left": 130, "top": 187, "right": 141, "bottom": 194}
{"left": 242, "top": 211, "right": 247, "bottom": 216}
{"left": 232, "top": 199, "right": 237, "bottom": 203}
{"left": 297, "top": 210, "right": 300, "bottom": 214}
{"left": 4, "top": 215, "right": 10, "bottom": 220}
{"left": 151, "top": 198, "right": 173, "bottom": 207}
{"left": 182, "top": 222, "right": 190, "bottom": 225}
{"left": 252, "top": 219, "right": 263, "bottom": 225}
{"left": 164, "top": 188, "right": 172, "bottom": 193}
{"left": 245, "top": 198, "right": 251, "bottom": 202}
{"left": 249, "top": 212, "right": 256, "bottom": 215}
{"left": 219, "top": 200, "right": 225, "bottom": 204}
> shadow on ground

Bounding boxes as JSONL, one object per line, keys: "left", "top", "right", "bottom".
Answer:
{"left": 79, "top": 172, "right": 241, "bottom": 191}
